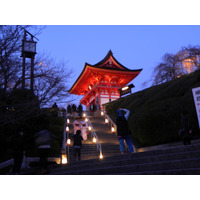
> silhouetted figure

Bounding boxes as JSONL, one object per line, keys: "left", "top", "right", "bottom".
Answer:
{"left": 179, "top": 110, "right": 192, "bottom": 145}
{"left": 115, "top": 108, "right": 134, "bottom": 154}
{"left": 95, "top": 103, "right": 100, "bottom": 117}
{"left": 12, "top": 129, "right": 24, "bottom": 175}
{"left": 77, "top": 104, "right": 83, "bottom": 118}
{"left": 73, "top": 130, "right": 83, "bottom": 161}
{"left": 51, "top": 102, "right": 59, "bottom": 117}
{"left": 34, "top": 129, "right": 55, "bottom": 174}
{"left": 67, "top": 104, "right": 72, "bottom": 115}
{"left": 89, "top": 101, "right": 95, "bottom": 116}
{"left": 72, "top": 104, "right": 77, "bottom": 118}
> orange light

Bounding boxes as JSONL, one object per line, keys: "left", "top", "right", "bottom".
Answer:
{"left": 99, "top": 152, "right": 103, "bottom": 159}
{"left": 88, "top": 126, "right": 92, "bottom": 131}
{"left": 93, "top": 137, "right": 97, "bottom": 143}
{"left": 62, "top": 154, "right": 67, "bottom": 164}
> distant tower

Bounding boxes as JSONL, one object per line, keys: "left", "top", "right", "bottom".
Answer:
{"left": 21, "top": 29, "right": 37, "bottom": 94}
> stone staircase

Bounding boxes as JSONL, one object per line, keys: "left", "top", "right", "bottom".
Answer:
{"left": 19, "top": 114, "right": 200, "bottom": 175}
{"left": 67, "top": 114, "right": 120, "bottom": 162}
{"left": 46, "top": 141, "right": 200, "bottom": 175}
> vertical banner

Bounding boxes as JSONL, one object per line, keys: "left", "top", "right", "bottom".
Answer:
{"left": 192, "top": 87, "right": 200, "bottom": 129}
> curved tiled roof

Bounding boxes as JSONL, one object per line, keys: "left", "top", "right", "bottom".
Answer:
{"left": 68, "top": 50, "right": 142, "bottom": 94}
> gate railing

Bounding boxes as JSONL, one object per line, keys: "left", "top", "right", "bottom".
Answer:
{"left": 84, "top": 111, "right": 103, "bottom": 159}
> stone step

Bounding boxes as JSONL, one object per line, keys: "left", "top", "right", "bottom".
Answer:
{"left": 119, "top": 168, "right": 200, "bottom": 175}
{"left": 48, "top": 143, "right": 200, "bottom": 175}
{"left": 51, "top": 157, "right": 200, "bottom": 175}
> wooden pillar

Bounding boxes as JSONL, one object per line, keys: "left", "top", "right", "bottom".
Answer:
{"left": 30, "top": 54, "right": 35, "bottom": 94}
{"left": 22, "top": 53, "right": 26, "bottom": 89}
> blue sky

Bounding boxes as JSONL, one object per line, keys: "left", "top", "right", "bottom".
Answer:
{"left": 36, "top": 25, "right": 200, "bottom": 106}
{"left": 2, "top": 0, "right": 200, "bottom": 108}
{"left": 2, "top": 0, "right": 200, "bottom": 196}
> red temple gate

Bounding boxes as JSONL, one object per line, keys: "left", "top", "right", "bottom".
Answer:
{"left": 68, "top": 50, "right": 142, "bottom": 110}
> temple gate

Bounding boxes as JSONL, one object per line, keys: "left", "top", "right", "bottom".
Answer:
{"left": 68, "top": 50, "right": 142, "bottom": 110}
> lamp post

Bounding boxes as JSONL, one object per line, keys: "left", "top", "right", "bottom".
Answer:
{"left": 61, "top": 110, "right": 67, "bottom": 164}
{"left": 66, "top": 118, "right": 70, "bottom": 162}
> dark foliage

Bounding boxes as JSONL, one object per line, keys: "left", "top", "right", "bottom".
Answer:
{"left": 105, "top": 70, "right": 200, "bottom": 147}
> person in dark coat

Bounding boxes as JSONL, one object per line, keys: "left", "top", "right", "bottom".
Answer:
{"left": 34, "top": 129, "right": 55, "bottom": 174}
{"left": 77, "top": 104, "right": 83, "bottom": 118}
{"left": 72, "top": 130, "right": 83, "bottom": 161}
{"left": 67, "top": 104, "right": 72, "bottom": 115}
{"left": 72, "top": 104, "right": 77, "bottom": 118}
{"left": 179, "top": 110, "right": 192, "bottom": 145}
{"left": 115, "top": 108, "right": 134, "bottom": 154}
{"left": 12, "top": 129, "right": 24, "bottom": 175}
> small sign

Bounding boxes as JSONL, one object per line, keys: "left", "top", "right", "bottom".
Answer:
{"left": 192, "top": 86, "right": 200, "bottom": 129}
{"left": 120, "top": 87, "right": 131, "bottom": 96}
{"left": 118, "top": 84, "right": 134, "bottom": 97}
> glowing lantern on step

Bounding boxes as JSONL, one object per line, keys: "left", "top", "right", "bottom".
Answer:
{"left": 99, "top": 152, "right": 103, "bottom": 159}
{"left": 61, "top": 154, "right": 67, "bottom": 164}
{"left": 88, "top": 126, "right": 92, "bottom": 131}
{"left": 85, "top": 118, "right": 88, "bottom": 122}
{"left": 67, "top": 119, "right": 70, "bottom": 124}
{"left": 83, "top": 113, "right": 86, "bottom": 117}
{"left": 93, "top": 137, "right": 97, "bottom": 143}
{"left": 111, "top": 127, "right": 115, "bottom": 133}
{"left": 66, "top": 126, "right": 69, "bottom": 132}
{"left": 101, "top": 111, "right": 104, "bottom": 116}
{"left": 105, "top": 118, "right": 108, "bottom": 124}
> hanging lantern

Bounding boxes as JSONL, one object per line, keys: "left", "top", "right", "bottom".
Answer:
{"left": 67, "top": 118, "right": 70, "bottom": 124}
{"left": 88, "top": 126, "right": 92, "bottom": 131}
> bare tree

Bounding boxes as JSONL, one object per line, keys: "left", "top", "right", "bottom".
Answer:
{"left": 152, "top": 46, "right": 200, "bottom": 85}
{"left": 0, "top": 25, "right": 73, "bottom": 127}
{"left": 33, "top": 54, "right": 72, "bottom": 107}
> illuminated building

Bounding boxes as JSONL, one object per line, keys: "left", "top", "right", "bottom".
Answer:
{"left": 68, "top": 50, "right": 142, "bottom": 109}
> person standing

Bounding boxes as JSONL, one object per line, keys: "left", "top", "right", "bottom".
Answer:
{"left": 73, "top": 117, "right": 82, "bottom": 135}
{"left": 34, "top": 129, "right": 55, "bottom": 174}
{"left": 115, "top": 108, "right": 134, "bottom": 154}
{"left": 72, "top": 104, "right": 77, "bottom": 118}
{"left": 179, "top": 110, "right": 192, "bottom": 145}
{"left": 78, "top": 104, "right": 83, "bottom": 118}
{"left": 12, "top": 129, "right": 24, "bottom": 175}
{"left": 73, "top": 130, "right": 83, "bottom": 161}
{"left": 67, "top": 104, "right": 72, "bottom": 116}
{"left": 89, "top": 101, "right": 95, "bottom": 116}
{"left": 80, "top": 117, "right": 88, "bottom": 140}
